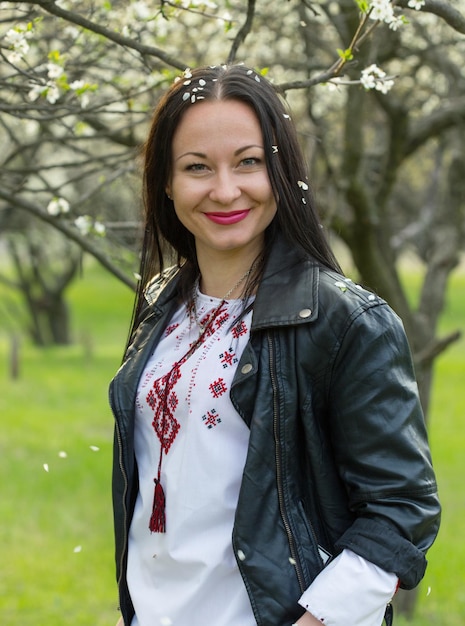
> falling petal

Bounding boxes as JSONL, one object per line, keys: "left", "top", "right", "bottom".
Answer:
{"left": 43, "top": 463, "right": 49, "bottom": 472}
{"left": 255, "top": 75, "right": 261, "bottom": 82}
{"left": 198, "top": 79, "right": 206, "bottom": 86}
{"left": 335, "top": 281, "right": 347, "bottom": 293}
{"left": 272, "top": 145, "right": 278, "bottom": 153}
{"left": 302, "top": 198, "right": 307, "bottom": 204}
{"left": 426, "top": 586, "right": 431, "bottom": 596}
{"left": 289, "top": 557, "right": 296, "bottom": 565}
{"left": 368, "top": 294, "right": 376, "bottom": 301}
{"left": 283, "top": 114, "right": 291, "bottom": 119}
{"left": 183, "top": 80, "right": 191, "bottom": 86}
{"left": 89, "top": 445, "right": 100, "bottom": 452}
{"left": 58, "top": 451, "right": 68, "bottom": 458}
{"left": 182, "top": 92, "right": 190, "bottom": 101}
{"left": 73, "top": 545, "right": 82, "bottom": 553}
{"left": 297, "top": 180, "right": 309, "bottom": 190}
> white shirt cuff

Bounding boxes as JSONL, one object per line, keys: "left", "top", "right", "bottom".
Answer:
{"left": 298, "top": 549, "right": 398, "bottom": 626}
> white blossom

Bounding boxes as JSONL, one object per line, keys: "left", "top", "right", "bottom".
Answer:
{"left": 69, "top": 81, "right": 92, "bottom": 108}
{"left": 46, "top": 83, "right": 60, "bottom": 103}
{"left": 7, "top": 51, "right": 23, "bottom": 64}
{"left": 5, "top": 27, "right": 30, "bottom": 60}
{"left": 28, "top": 84, "right": 43, "bottom": 102}
{"left": 28, "top": 81, "right": 62, "bottom": 104}
{"left": 408, "top": 0, "right": 425, "bottom": 9}
{"left": 47, "top": 197, "right": 70, "bottom": 215}
{"left": 388, "top": 15, "right": 404, "bottom": 31}
{"left": 360, "top": 64, "right": 394, "bottom": 94}
{"left": 93, "top": 221, "right": 106, "bottom": 236}
{"left": 75, "top": 215, "right": 93, "bottom": 235}
{"left": 47, "top": 63, "right": 64, "bottom": 79}
{"left": 369, "top": 0, "right": 395, "bottom": 23}
{"left": 70, "top": 80, "right": 85, "bottom": 90}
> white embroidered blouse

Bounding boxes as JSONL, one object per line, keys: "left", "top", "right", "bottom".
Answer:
{"left": 127, "top": 289, "right": 397, "bottom": 626}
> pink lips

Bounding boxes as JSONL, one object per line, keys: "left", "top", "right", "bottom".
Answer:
{"left": 205, "top": 210, "right": 250, "bottom": 225}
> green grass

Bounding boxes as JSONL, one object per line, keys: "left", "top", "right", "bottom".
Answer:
{"left": 0, "top": 263, "right": 134, "bottom": 626}
{"left": 0, "top": 260, "right": 464, "bottom": 625}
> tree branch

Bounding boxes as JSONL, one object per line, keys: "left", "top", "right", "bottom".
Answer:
{"left": 227, "top": 0, "right": 256, "bottom": 64}
{"left": 397, "top": 0, "right": 465, "bottom": 34}
{"left": 406, "top": 99, "right": 465, "bottom": 157}
{"left": 414, "top": 330, "right": 462, "bottom": 367}
{"left": 16, "top": 0, "right": 188, "bottom": 70}
{"left": 0, "top": 188, "right": 136, "bottom": 291}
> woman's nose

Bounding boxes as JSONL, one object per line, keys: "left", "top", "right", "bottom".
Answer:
{"left": 209, "top": 170, "right": 241, "bottom": 205}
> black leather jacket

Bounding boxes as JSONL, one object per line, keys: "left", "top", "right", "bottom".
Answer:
{"left": 109, "top": 236, "right": 440, "bottom": 625}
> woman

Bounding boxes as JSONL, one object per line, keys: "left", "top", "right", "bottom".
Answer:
{"left": 110, "top": 64, "right": 440, "bottom": 626}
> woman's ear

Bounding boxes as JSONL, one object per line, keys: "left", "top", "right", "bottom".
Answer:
{"left": 165, "top": 186, "right": 172, "bottom": 200}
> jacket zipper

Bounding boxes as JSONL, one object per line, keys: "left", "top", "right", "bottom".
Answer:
{"left": 268, "top": 331, "right": 306, "bottom": 593}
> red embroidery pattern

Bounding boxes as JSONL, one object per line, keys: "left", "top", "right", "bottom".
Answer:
{"left": 148, "top": 366, "right": 181, "bottom": 453}
{"left": 220, "top": 348, "right": 238, "bottom": 368}
{"left": 202, "top": 409, "right": 222, "bottom": 429}
{"left": 165, "top": 323, "right": 180, "bottom": 336}
{"left": 231, "top": 320, "right": 248, "bottom": 339}
{"left": 147, "top": 301, "right": 234, "bottom": 532}
{"left": 215, "top": 312, "right": 229, "bottom": 329}
{"left": 209, "top": 377, "right": 228, "bottom": 398}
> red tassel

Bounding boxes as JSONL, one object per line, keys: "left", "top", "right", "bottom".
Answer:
{"left": 149, "top": 478, "right": 166, "bottom": 533}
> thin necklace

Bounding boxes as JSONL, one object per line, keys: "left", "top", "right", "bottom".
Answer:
{"left": 149, "top": 262, "right": 258, "bottom": 534}
{"left": 191, "top": 260, "right": 258, "bottom": 333}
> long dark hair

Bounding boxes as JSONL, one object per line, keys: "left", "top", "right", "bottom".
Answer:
{"left": 129, "top": 64, "right": 341, "bottom": 340}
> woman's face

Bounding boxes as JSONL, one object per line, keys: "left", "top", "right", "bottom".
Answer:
{"left": 167, "top": 99, "right": 277, "bottom": 263}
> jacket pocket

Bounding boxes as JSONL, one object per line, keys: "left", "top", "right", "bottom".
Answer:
{"left": 296, "top": 500, "right": 333, "bottom": 576}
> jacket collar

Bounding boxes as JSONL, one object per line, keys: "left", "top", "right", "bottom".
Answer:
{"left": 251, "top": 234, "right": 319, "bottom": 330}
{"left": 144, "top": 235, "right": 320, "bottom": 329}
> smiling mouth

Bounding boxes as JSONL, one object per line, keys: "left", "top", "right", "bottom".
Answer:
{"left": 205, "top": 210, "right": 250, "bottom": 225}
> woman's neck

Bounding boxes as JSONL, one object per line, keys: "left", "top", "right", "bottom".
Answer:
{"left": 197, "top": 249, "right": 263, "bottom": 299}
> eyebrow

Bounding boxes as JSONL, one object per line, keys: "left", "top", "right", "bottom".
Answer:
{"left": 175, "top": 144, "right": 264, "bottom": 161}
